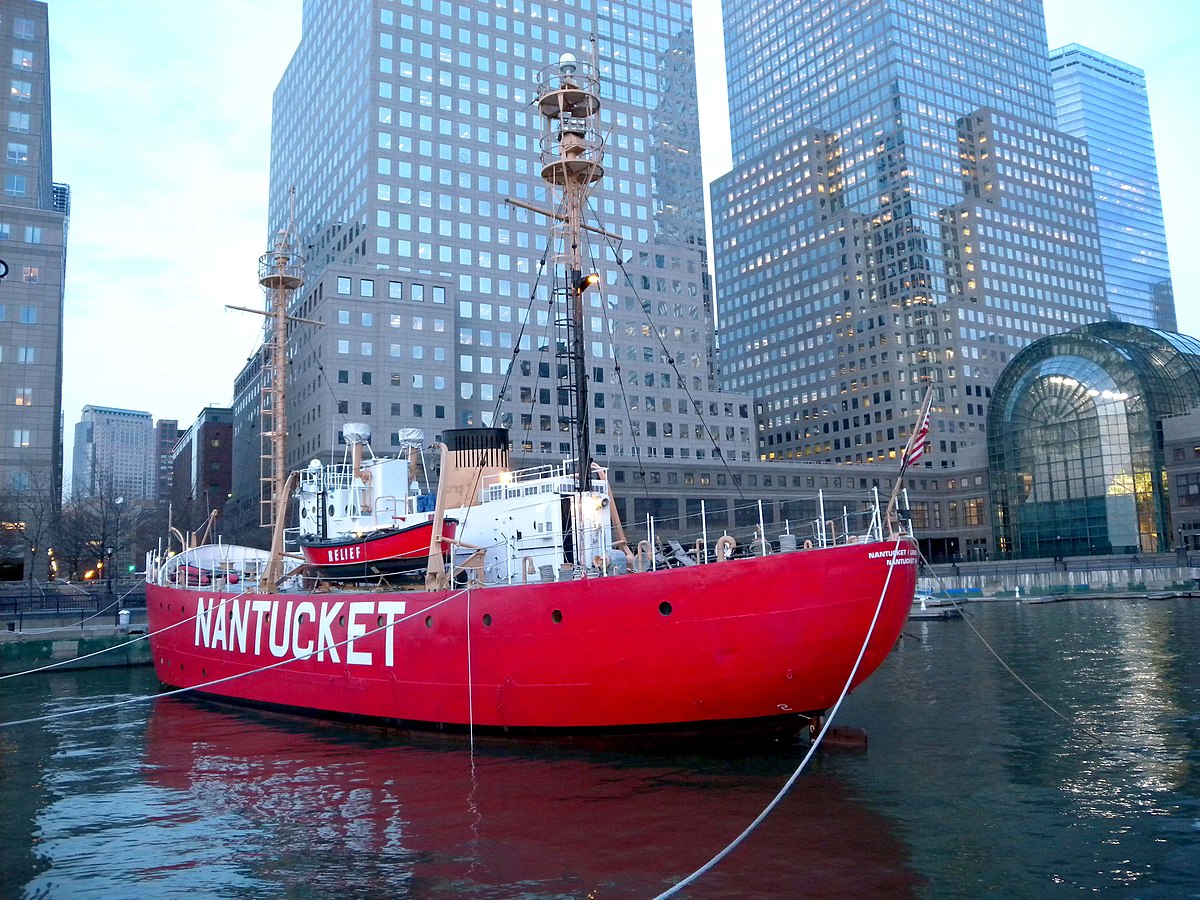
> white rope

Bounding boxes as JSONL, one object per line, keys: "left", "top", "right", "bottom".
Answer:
{"left": 466, "top": 585, "right": 475, "bottom": 752}
{"left": 0, "top": 586, "right": 472, "bottom": 729}
{"left": 0, "top": 599, "right": 205, "bottom": 681}
{"left": 918, "top": 552, "right": 1103, "bottom": 746}
{"left": 7, "top": 583, "right": 142, "bottom": 635}
{"left": 654, "top": 533, "right": 908, "bottom": 899}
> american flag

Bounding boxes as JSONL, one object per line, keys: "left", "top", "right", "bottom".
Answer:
{"left": 902, "top": 387, "right": 934, "bottom": 469}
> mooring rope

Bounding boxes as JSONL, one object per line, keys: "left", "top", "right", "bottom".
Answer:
{"left": 9, "top": 583, "right": 142, "bottom": 636}
{"left": 917, "top": 552, "right": 1104, "bottom": 746}
{"left": 654, "top": 532, "right": 908, "bottom": 899}
{"left": 0, "top": 586, "right": 472, "bottom": 729}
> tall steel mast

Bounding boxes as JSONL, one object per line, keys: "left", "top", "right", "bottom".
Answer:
{"left": 534, "top": 46, "right": 604, "bottom": 492}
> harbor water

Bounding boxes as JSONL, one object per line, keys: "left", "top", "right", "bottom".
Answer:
{"left": 1, "top": 599, "right": 1197, "bottom": 898}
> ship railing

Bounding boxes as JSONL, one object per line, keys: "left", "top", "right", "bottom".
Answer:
{"left": 297, "top": 464, "right": 360, "bottom": 492}
{"left": 481, "top": 463, "right": 605, "bottom": 502}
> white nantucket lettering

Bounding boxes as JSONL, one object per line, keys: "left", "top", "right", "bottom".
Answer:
{"left": 268, "top": 600, "right": 293, "bottom": 658}
{"left": 195, "top": 597, "right": 213, "bottom": 648}
{"left": 868, "top": 549, "right": 919, "bottom": 561}
{"left": 211, "top": 598, "right": 228, "bottom": 650}
{"left": 192, "top": 598, "right": 408, "bottom": 668}
{"left": 292, "top": 601, "right": 317, "bottom": 659}
{"left": 377, "top": 600, "right": 407, "bottom": 667}
{"left": 229, "top": 599, "right": 250, "bottom": 654}
{"left": 346, "top": 601, "right": 373, "bottom": 665}
{"left": 317, "top": 601, "right": 344, "bottom": 662}
{"left": 251, "top": 599, "right": 272, "bottom": 654}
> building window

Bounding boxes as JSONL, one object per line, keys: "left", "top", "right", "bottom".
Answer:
{"left": 21, "top": 266, "right": 37, "bottom": 283}
{"left": 336, "top": 276, "right": 351, "bottom": 295}
{"left": 7, "top": 142, "right": 26, "bottom": 164}
{"left": 13, "top": 18, "right": 34, "bottom": 40}
{"left": 12, "top": 429, "right": 30, "bottom": 448}
{"left": 11, "top": 49, "right": 32, "bottom": 69}
{"left": 360, "top": 279, "right": 374, "bottom": 298}
{"left": 19, "top": 305, "right": 35, "bottom": 322}
{"left": 361, "top": 402, "right": 372, "bottom": 415}
{"left": 14, "top": 387, "right": 31, "bottom": 405}
{"left": 7, "top": 111, "right": 28, "bottom": 133}
{"left": 16, "top": 346, "right": 33, "bottom": 363}
{"left": 9, "top": 80, "right": 30, "bottom": 102}
{"left": 23, "top": 226, "right": 40, "bottom": 243}
{"left": 5, "top": 175, "right": 26, "bottom": 196}
{"left": 337, "top": 369, "right": 349, "bottom": 384}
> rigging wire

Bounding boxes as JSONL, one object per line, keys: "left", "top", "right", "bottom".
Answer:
{"left": 585, "top": 205, "right": 747, "bottom": 500}
{"left": 917, "top": 550, "right": 1104, "bottom": 746}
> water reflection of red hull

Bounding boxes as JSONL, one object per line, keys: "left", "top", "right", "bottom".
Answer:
{"left": 142, "top": 698, "right": 920, "bottom": 897}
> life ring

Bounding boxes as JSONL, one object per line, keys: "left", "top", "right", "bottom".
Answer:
{"left": 593, "top": 554, "right": 608, "bottom": 575}
{"left": 522, "top": 556, "right": 536, "bottom": 585}
{"left": 715, "top": 535, "right": 736, "bottom": 561}
{"left": 803, "top": 539, "right": 814, "bottom": 550}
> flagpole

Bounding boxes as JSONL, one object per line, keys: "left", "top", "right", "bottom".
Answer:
{"left": 885, "top": 383, "right": 935, "bottom": 532}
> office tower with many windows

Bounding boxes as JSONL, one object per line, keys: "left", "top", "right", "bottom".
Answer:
{"left": 711, "top": 0, "right": 1108, "bottom": 466}
{"left": 255, "top": 0, "right": 753, "bottom": 499}
{"left": 0, "top": 0, "right": 68, "bottom": 497}
{"left": 1050, "top": 44, "right": 1175, "bottom": 331}
{"left": 70, "top": 405, "right": 155, "bottom": 501}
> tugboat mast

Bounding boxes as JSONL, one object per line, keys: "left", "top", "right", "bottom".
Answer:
{"left": 535, "top": 45, "right": 604, "bottom": 492}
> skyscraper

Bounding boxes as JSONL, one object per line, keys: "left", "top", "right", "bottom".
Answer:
{"left": 1050, "top": 44, "right": 1175, "bottom": 331}
{"left": 712, "top": 0, "right": 1108, "bottom": 466}
{"left": 0, "top": 0, "right": 68, "bottom": 497}
{"left": 71, "top": 405, "right": 155, "bottom": 501}
{"left": 254, "top": 0, "right": 754, "bottom": 511}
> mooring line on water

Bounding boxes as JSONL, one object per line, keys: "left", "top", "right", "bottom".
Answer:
{"left": 466, "top": 586, "right": 475, "bottom": 754}
{"left": 0, "top": 601, "right": 206, "bottom": 681}
{"left": 0, "top": 586, "right": 473, "bottom": 729}
{"left": 653, "top": 533, "right": 907, "bottom": 900}
{"left": 918, "top": 552, "right": 1104, "bottom": 747}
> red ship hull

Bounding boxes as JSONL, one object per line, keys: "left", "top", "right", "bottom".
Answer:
{"left": 145, "top": 537, "right": 917, "bottom": 735}
{"left": 298, "top": 518, "right": 457, "bottom": 579}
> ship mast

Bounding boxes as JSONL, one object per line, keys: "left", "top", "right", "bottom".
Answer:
{"left": 535, "top": 45, "right": 604, "bottom": 491}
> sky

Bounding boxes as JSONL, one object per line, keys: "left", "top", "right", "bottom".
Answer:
{"left": 45, "top": 0, "right": 1200, "bottom": 481}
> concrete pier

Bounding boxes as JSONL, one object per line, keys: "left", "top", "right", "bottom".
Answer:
{"left": 0, "top": 623, "right": 152, "bottom": 675}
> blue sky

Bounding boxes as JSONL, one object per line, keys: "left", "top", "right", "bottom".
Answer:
{"left": 46, "top": 0, "right": 1199, "bottom": 477}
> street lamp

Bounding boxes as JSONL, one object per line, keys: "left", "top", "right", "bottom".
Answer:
{"left": 107, "top": 496, "right": 123, "bottom": 594}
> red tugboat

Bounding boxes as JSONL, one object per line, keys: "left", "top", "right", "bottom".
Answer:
{"left": 294, "top": 424, "right": 457, "bottom": 581}
{"left": 144, "top": 46, "right": 921, "bottom": 741}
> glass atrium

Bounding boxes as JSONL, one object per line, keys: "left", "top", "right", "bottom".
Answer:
{"left": 989, "top": 323, "right": 1200, "bottom": 558}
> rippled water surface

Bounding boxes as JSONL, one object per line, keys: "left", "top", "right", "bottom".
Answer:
{"left": 1, "top": 599, "right": 1198, "bottom": 898}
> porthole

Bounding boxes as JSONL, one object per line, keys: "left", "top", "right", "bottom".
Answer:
{"left": 552, "top": 609, "right": 563, "bottom": 624}
{"left": 377, "top": 615, "right": 385, "bottom": 628}
{"left": 482, "top": 614, "right": 493, "bottom": 627}
{"left": 659, "top": 601, "right": 672, "bottom": 616}
{"left": 425, "top": 615, "right": 433, "bottom": 628}
{"left": 339, "top": 615, "right": 346, "bottom": 627}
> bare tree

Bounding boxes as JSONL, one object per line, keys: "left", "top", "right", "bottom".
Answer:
{"left": 0, "top": 470, "right": 60, "bottom": 590}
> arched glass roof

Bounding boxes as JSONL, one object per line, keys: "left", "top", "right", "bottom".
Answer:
{"left": 988, "top": 323, "right": 1200, "bottom": 558}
